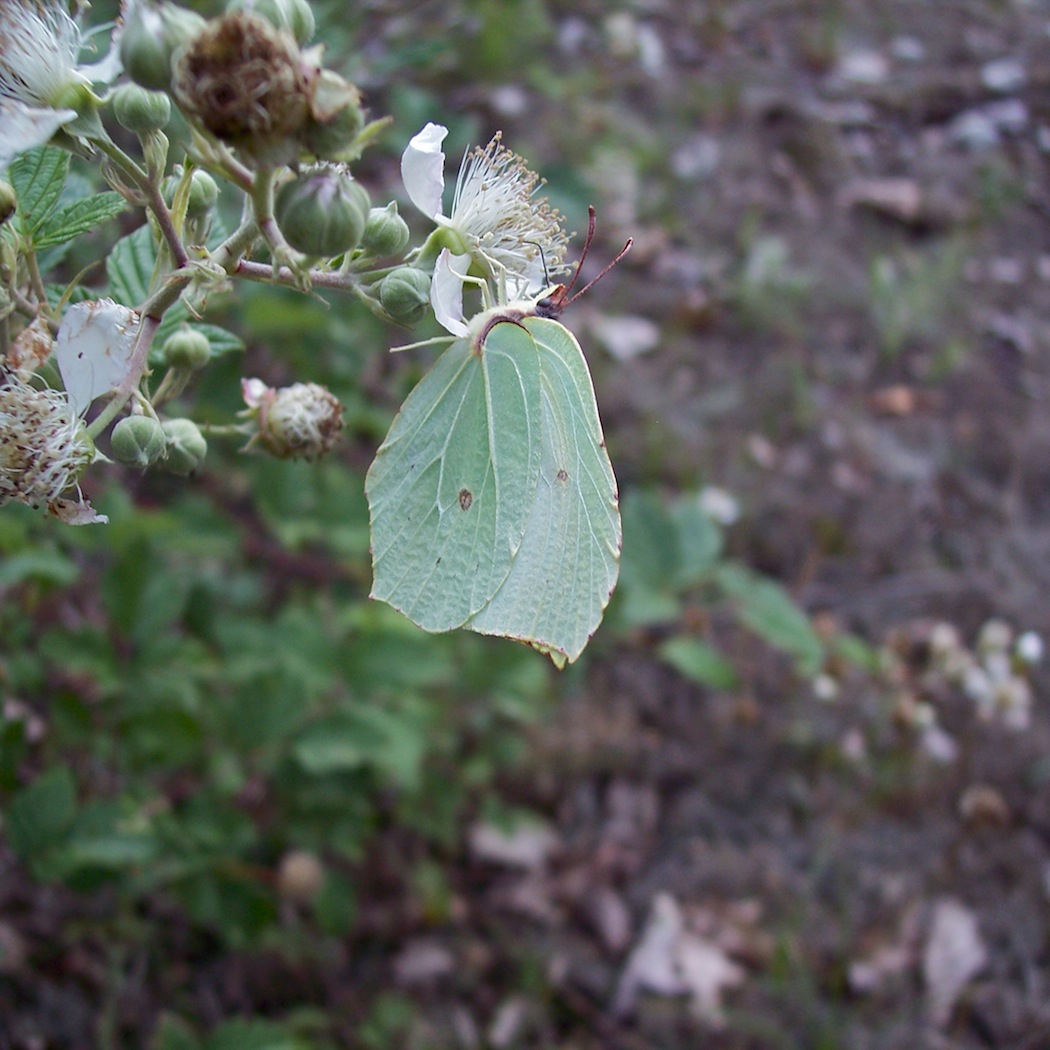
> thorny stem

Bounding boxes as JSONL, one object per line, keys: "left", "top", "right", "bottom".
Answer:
{"left": 233, "top": 259, "right": 362, "bottom": 291}
{"left": 96, "top": 139, "right": 190, "bottom": 269}
{"left": 248, "top": 166, "right": 302, "bottom": 277}
{"left": 24, "top": 248, "right": 49, "bottom": 309}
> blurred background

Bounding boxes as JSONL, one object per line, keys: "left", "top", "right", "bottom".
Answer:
{"left": 3, "top": 1, "right": 1050, "bottom": 1047}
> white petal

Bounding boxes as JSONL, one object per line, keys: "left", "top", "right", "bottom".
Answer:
{"left": 55, "top": 299, "right": 140, "bottom": 415}
{"left": 431, "top": 249, "right": 471, "bottom": 336}
{"left": 241, "top": 377, "right": 272, "bottom": 408}
{"left": 401, "top": 122, "right": 448, "bottom": 219}
{"left": 0, "top": 101, "right": 76, "bottom": 168}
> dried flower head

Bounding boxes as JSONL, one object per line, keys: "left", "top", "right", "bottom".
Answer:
{"left": 242, "top": 378, "right": 344, "bottom": 460}
{"left": 0, "top": 366, "right": 103, "bottom": 523}
{"left": 172, "top": 10, "right": 309, "bottom": 164}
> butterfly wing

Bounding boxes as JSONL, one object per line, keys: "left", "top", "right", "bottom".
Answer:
{"left": 366, "top": 333, "right": 542, "bottom": 630}
{"left": 465, "top": 317, "right": 621, "bottom": 663}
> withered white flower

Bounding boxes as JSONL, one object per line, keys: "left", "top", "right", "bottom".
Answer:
{"left": 401, "top": 122, "right": 568, "bottom": 335}
{"left": 0, "top": 367, "right": 103, "bottom": 523}
{"left": 241, "top": 377, "right": 344, "bottom": 460}
{"left": 0, "top": 0, "right": 121, "bottom": 167}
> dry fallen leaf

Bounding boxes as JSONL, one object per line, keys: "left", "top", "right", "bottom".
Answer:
{"left": 923, "top": 897, "right": 987, "bottom": 1026}
{"left": 613, "top": 893, "right": 746, "bottom": 1025}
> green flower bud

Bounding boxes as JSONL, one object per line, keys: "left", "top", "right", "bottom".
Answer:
{"left": 110, "top": 415, "right": 168, "bottom": 468}
{"left": 0, "top": 181, "right": 16, "bottom": 226}
{"left": 161, "top": 418, "right": 208, "bottom": 474}
{"left": 275, "top": 168, "right": 367, "bottom": 257}
{"left": 112, "top": 84, "right": 172, "bottom": 133}
{"left": 379, "top": 267, "right": 431, "bottom": 325}
{"left": 185, "top": 170, "right": 219, "bottom": 217}
{"left": 161, "top": 327, "right": 212, "bottom": 370}
{"left": 301, "top": 71, "right": 365, "bottom": 159}
{"left": 360, "top": 203, "right": 410, "bottom": 258}
{"left": 228, "top": 0, "right": 315, "bottom": 45}
{"left": 163, "top": 169, "right": 220, "bottom": 219}
{"left": 120, "top": 0, "right": 207, "bottom": 92}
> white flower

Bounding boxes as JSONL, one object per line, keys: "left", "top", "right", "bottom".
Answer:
{"left": 400, "top": 122, "right": 569, "bottom": 334}
{"left": 1016, "top": 630, "right": 1044, "bottom": 666}
{"left": 0, "top": 0, "right": 121, "bottom": 167}
{"left": 0, "top": 366, "right": 103, "bottom": 523}
{"left": 698, "top": 485, "right": 740, "bottom": 526}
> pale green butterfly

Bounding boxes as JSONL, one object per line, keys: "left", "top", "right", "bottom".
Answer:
{"left": 366, "top": 210, "right": 631, "bottom": 665}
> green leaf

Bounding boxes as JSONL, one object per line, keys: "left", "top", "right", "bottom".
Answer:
{"left": 293, "top": 713, "right": 385, "bottom": 775}
{"left": 366, "top": 316, "right": 621, "bottom": 663}
{"left": 107, "top": 223, "right": 162, "bottom": 307}
{"left": 205, "top": 1018, "right": 309, "bottom": 1050}
{"left": 34, "top": 191, "right": 126, "bottom": 248}
{"left": 6, "top": 764, "right": 78, "bottom": 861}
{"left": 150, "top": 1014, "right": 202, "bottom": 1050}
{"left": 658, "top": 635, "right": 739, "bottom": 689}
{"left": 0, "top": 549, "right": 80, "bottom": 587}
{"left": 715, "top": 564, "right": 824, "bottom": 676}
{"left": 9, "top": 147, "right": 69, "bottom": 235}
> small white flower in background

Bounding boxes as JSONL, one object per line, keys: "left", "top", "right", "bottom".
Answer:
{"left": 698, "top": 485, "right": 740, "bottom": 526}
{"left": 928, "top": 621, "right": 962, "bottom": 659}
{"left": 977, "top": 618, "right": 1013, "bottom": 655}
{"left": 812, "top": 673, "right": 839, "bottom": 703}
{"left": 0, "top": 0, "right": 121, "bottom": 167}
{"left": 0, "top": 366, "right": 102, "bottom": 523}
{"left": 1016, "top": 630, "right": 1044, "bottom": 666}
{"left": 400, "top": 122, "right": 569, "bottom": 334}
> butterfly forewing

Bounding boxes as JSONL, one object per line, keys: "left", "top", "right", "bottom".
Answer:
{"left": 366, "top": 334, "right": 542, "bottom": 631}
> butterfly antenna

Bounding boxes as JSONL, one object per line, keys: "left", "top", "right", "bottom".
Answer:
{"left": 561, "top": 205, "right": 598, "bottom": 299}
{"left": 565, "top": 228, "right": 633, "bottom": 306}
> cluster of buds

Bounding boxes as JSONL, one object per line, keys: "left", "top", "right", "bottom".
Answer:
{"left": 0, "top": 0, "right": 586, "bottom": 524}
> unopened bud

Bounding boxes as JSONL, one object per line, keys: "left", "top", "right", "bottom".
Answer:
{"left": 229, "top": 0, "right": 315, "bottom": 45}
{"left": 361, "top": 203, "right": 410, "bottom": 258}
{"left": 110, "top": 415, "right": 168, "bottom": 468}
{"left": 161, "top": 327, "right": 212, "bottom": 370}
{"left": 301, "top": 70, "right": 365, "bottom": 159}
{"left": 275, "top": 168, "right": 367, "bottom": 257}
{"left": 120, "top": 0, "right": 207, "bottom": 92}
{"left": 112, "top": 84, "right": 171, "bottom": 133}
{"left": 379, "top": 267, "right": 431, "bottom": 325}
{"left": 0, "top": 181, "right": 16, "bottom": 226}
{"left": 161, "top": 418, "right": 207, "bottom": 474}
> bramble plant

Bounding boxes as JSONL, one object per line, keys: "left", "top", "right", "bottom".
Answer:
{"left": 0, "top": 0, "right": 626, "bottom": 664}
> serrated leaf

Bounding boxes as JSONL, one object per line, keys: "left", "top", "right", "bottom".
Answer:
{"left": 659, "top": 635, "right": 739, "bottom": 689}
{"left": 106, "top": 223, "right": 160, "bottom": 306}
{"left": 7, "top": 764, "right": 78, "bottom": 860}
{"left": 35, "top": 191, "right": 126, "bottom": 248}
{"left": 9, "top": 147, "right": 69, "bottom": 234}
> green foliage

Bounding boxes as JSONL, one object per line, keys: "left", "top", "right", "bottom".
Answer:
{"left": 617, "top": 488, "right": 825, "bottom": 682}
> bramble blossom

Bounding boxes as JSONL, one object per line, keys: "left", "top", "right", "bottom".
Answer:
{"left": 0, "top": 0, "right": 121, "bottom": 167}
{"left": 400, "top": 122, "right": 569, "bottom": 335}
